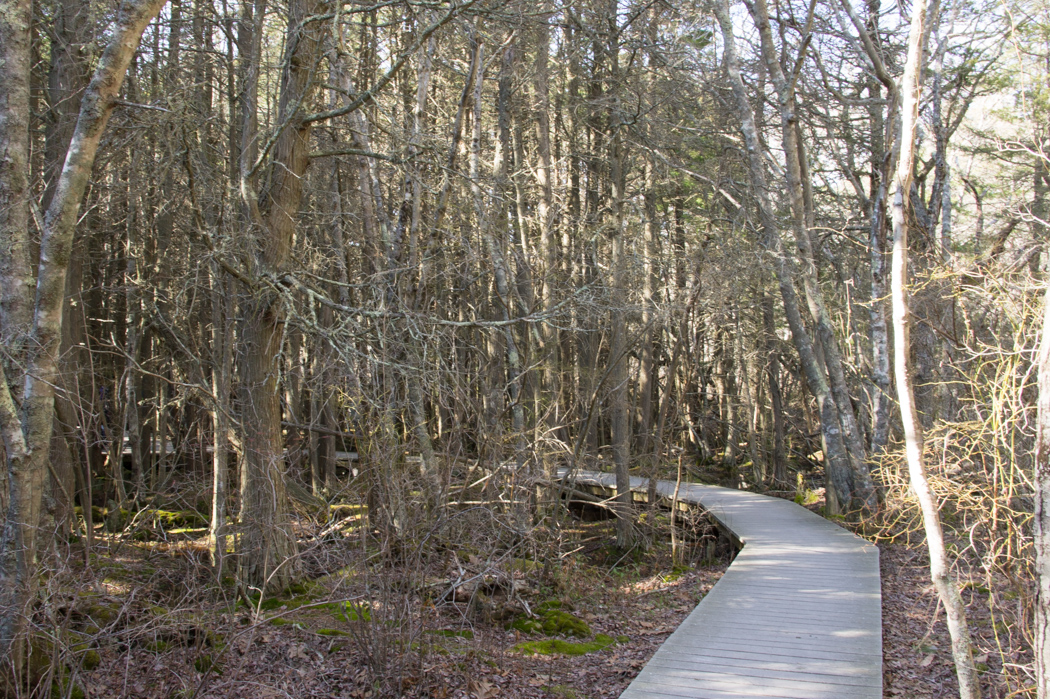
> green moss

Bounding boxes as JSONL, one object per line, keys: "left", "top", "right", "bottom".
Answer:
{"left": 240, "top": 593, "right": 285, "bottom": 612}
{"left": 326, "top": 601, "right": 370, "bottom": 623}
{"left": 316, "top": 628, "right": 349, "bottom": 637}
{"left": 26, "top": 639, "right": 54, "bottom": 686}
{"left": 145, "top": 640, "right": 170, "bottom": 653}
{"left": 508, "top": 601, "right": 590, "bottom": 638}
{"left": 509, "top": 617, "right": 542, "bottom": 634}
{"left": 514, "top": 633, "right": 619, "bottom": 656}
{"left": 79, "top": 623, "right": 101, "bottom": 637}
{"left": 268, "top": 617, "right": 293, "bottom": 626}
{"left": 79, "top": 649, "right": 101, "bottom": 671}
{"left": 240, "top": 585, "right": 315, "bottom": 613}
{"left": 662, "top": 564, "right": 690, "bottom": 583}
{"left": 541, "top": 611, "right": 590, "bottom": 638}
{"left": 794, "top": 489, "right": 820, "bottom": 506}
{"left": 534, "top": 600, "right": 562, "bottom": 614}
{"left": 167, "top": 527, "right": 207, "bottom": 536}
{"left": 150, "top": 509, "right": 207, "bottom": 529}
{"left": 507, "top": 558, "right": 541, "bottom": 574}
{"left": 84, "top": 604, "right": 118, "bottom": 625}
{"left": 51, "top": 679, "right": 85, "bottom": 699}
{"left": 194, "top": 654, "right": 222, "bottom": 674}
{"left": 285, "top": 582, "right": 315, "bottom": 597}
{"left": 204, "top": 630, "right": 225, "bottom": 650}
{"left": 428, "top": 629, "right": 474, "bottom": 639}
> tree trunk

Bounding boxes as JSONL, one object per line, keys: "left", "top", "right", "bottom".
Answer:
{"left": 1036, "top": 277, "right": 1050, "bottom": 699}
{"left": 470, "top": 37, "right": 528, "bottom": 476}
{"left": 0, "top": 0, "right": 169, "bottom": 663}
{"left": 0, "top": 0, "right": 34, "bottom": 526}
{"left": 714, "top": 0, "right": 853, "bottom": 513}
{"left": 748, "top": 0, "right": 875, "bottom": 512}
{"left": 890, "top": 1, "right": 981, "bottom": 694}
{"left": 609, "top": 227, "right": 633, "bottom": 548}
{"left": 735, "top": 309, "right": 763, "bottom": 483}
{"left": 762, "top": 294, "right": 788, "bottom": 485}
{"left": 237, "top": 302, "right": 297, "bottom": 591}
{"left": 404, "top": 29, "right": 442, "bottom": 509}
{"left": 210, "top": 264, "right": 233, "bottom": 577}
{"left": 0, "top": 0, "right": 33, "bottom": 360}
{"left": 636, "top": 165, "right": 658, "bottom": 459}
{"left": 235, "top": 0, "right": 326, "bottom": 593}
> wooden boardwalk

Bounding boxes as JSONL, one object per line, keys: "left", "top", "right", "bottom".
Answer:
{"left": 568, "top": 471, "right": 882, "bottom": 699}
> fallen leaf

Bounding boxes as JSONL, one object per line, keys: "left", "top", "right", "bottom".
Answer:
{"left": 287, "top": 642, "right": 311, "bottom": 660}
{"left": 469, "top": 678, "right": 498, "bottom": 698}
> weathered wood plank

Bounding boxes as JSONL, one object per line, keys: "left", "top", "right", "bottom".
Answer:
{"left": 565, "top": 471, "right": 882, "bottom": 699}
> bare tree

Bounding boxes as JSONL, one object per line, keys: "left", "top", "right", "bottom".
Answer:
{"left": 1037, "top": 277, "right": 1050, "bottom": 699}
{"left": 234, "top": 0, "right": 327, "bottom": 593}
{"left": 0, "top": 0, "right": 169, "bottom": 663}
{"left": 889, "top": 0, "right": 981, "bottom": 694}
{"left": 0, "top": 0, "right": 34, "bottom": 524}
{"left": 714, "top": 0, "right": 856, "bottom": 515}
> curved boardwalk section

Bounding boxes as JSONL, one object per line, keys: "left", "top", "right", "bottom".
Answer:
{"left": 569, "top": 471, "right": 882, "bottom": 699}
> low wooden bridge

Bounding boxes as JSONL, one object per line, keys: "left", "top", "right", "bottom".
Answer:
{"left": 567, "top": 471, "right": 882, "bottom": 699}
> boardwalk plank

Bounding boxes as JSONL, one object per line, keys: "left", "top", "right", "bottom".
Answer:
{"left": 565, "top": 471, "right": 882, "bottom": 699}
{"left": 647, "top": 651, "right": 881, "bottom": 680}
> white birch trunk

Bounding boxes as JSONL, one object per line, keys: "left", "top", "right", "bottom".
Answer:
{"left": 210, "top": 264, "right": 233, "bottom": 577}
{"left": 890, "top": 0, "right": 981, "bottom": 695}
{"left": 1035, "top": 279, "right": 1050, "bottom": 699}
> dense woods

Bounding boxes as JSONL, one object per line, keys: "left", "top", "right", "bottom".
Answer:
{"left": 0, "top": 0, "right": 1047, "bottom": 695}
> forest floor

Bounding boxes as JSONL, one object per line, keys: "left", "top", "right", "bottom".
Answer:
{"left": 53, "top": 510, "right": 728, "bottom": 699}
{"left": 37, "top": 481, "right": 1034, "bottom": 699}
{"left": 879, "top": 539, "right": 1033, "bottom": 698}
